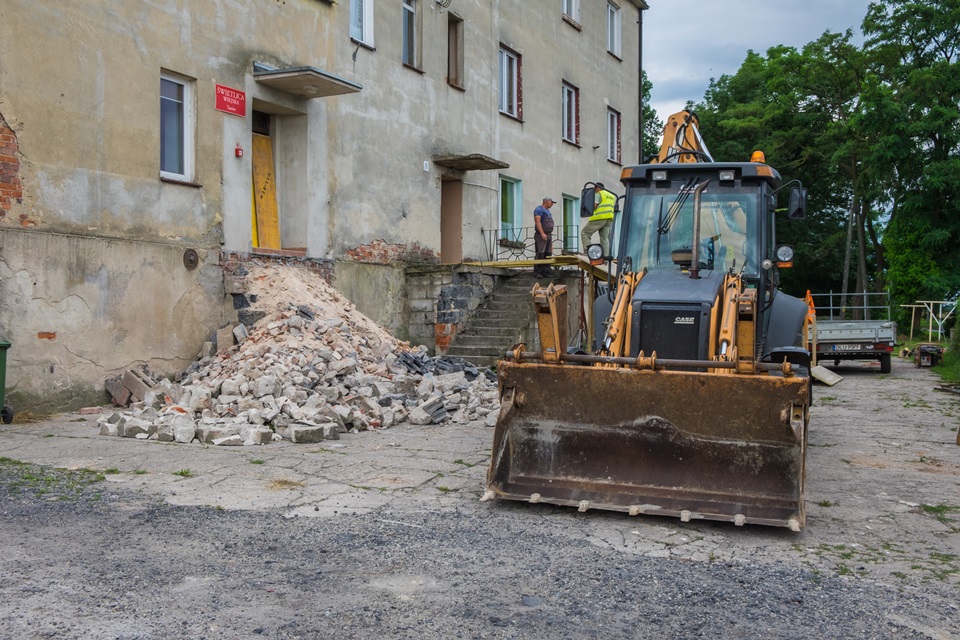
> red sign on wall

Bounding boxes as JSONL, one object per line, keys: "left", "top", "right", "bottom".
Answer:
{"left": 215, "top": 84, "right": 246, "bottom": 116}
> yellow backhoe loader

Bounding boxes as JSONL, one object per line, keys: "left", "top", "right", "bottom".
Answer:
{"left": 483, "top": 111, "right": 812, "bottom": 530}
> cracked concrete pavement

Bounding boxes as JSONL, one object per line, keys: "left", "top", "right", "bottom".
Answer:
{"left": 1, "top": 355, "right": 959, "bottom": 589}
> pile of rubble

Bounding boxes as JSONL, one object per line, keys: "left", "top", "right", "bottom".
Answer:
{"left": 98, "top": 264, "right": 500, "bottom": 446}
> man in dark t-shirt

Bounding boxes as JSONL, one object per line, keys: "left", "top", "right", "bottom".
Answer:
{"left": 534, "top": 197, "right": 555, "bottom": 278}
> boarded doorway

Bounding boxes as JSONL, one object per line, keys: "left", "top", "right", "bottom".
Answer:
{"left": 251, "top": 111, "right": 281, "bottom": 250}
{"left": 440, "top": 178, "right": 463, "bottom": 263}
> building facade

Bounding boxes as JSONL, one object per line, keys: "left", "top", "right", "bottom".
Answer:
{"left": 0, "top": 0, "right": 644, "bottom": 410}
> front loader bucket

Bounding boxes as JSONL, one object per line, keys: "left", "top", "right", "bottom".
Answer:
{"left": 486, "top": 361, "right": 809, "bottom": 530}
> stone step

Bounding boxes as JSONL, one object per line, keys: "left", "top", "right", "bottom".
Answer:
{"left": 459, "top": 325, "right": 527, "bottom": 337}
{"left": 450, "top": 334, "right": 517, "bottom": 348}
{"left": 471, "top": 306, "right": 531, "bottom": 319}
{"left": 485, "top": 300, "right": 533, "bottom": 312}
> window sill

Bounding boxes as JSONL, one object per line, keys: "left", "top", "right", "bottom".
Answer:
{"left": 499, "top": 111, "right": 523, "bottom": 123}
{"left": 402, "top": 62, "right": 424, "bottom": 74}
{"left": 606, "top": 158, "right": 623, "bottom": 167}
{"left": 350, "top": 37, "right": 375, "bottom": 52}
{"left": 160, "top": 176, "right": 203, "bottom": 188}
{"left": 562, "top": 15, "right": 582, "bottom": 31}
{"left": 447, "top": 80, "right": 466, "bottom": 92}
{"left": 562, "top": 138, "right": 580, "bottom": 148}
{"left": 607, "top": 50, "right": 623, "bottom": 62}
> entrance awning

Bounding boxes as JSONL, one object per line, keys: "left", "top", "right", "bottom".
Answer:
{"left": 254, "top": 66, "right": 363, "bottom": 98}
{"left": 432, "top": 153, "right": 509, "bottom": 172}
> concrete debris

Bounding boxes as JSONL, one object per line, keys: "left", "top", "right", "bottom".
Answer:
{"left": 98, "top": 263, "right": 500, "bottom": 446}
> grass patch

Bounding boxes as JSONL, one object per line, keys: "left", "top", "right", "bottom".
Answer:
{"left": 268, "top": 478, "right": 305, "bottom": 490}
{"left": 4, "top": 410, "right": 53, "bottom": 424}
{"left": 173, "top": 469, "right": 194, "bottom": 478}
{"left": 932, "top": 336, "right": 960, "bottom": 382}
{"left": 0, "top": 457, "right": 106, "bottom": 501}
{"left": 103, "top": 468, "right": 120, "bottom": 475}
{"left": 816, "top": 500, "right": 836, "bottom": 507}
{"left": 134, "top": 469, "right": 148, "bottom": 475}
{"left": 921, "top": 503, "right": 960, "bottom": 526}
{"left": 437, "top": 486, "right": 451, "bottom": 493}
{"left": 249, "top": 458, "right": 266, "bottom": 465}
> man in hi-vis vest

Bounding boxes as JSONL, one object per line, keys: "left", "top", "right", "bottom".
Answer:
{"left": 580, "top": 182, "right": 616, "bottom": 256}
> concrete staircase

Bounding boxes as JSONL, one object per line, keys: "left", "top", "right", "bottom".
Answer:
{"left": 444, "top": 271, "right": 541, "bottom": 367}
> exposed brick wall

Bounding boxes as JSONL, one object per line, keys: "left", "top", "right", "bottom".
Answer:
{"left": 345, "top": 239, "right": 438, "bottom": 265}
{"left": 0, "top": 111, "right": 24, "bottom": 224}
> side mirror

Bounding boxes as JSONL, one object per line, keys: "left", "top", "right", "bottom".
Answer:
{"left": 788, "top": 187, "right": 807, "bottom": 219}
{"left": 580, "top": 187, "right": 596, "bottom": 218}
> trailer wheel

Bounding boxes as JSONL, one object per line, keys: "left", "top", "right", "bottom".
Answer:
{"left": 880, "top": 353, "right": 892, "bottom": 374}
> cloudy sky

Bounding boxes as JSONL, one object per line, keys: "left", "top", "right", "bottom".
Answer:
{"left": 643, "top": 0, "right": 874, "bottom": 123}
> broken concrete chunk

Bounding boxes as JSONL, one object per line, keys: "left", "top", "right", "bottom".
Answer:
{"left": 288, "top": 424, "right": 327, "bottom": 444}
{"left": 121, "top": 369, "right": 153, "bottom": 403}
{"left": 216, "top": 325, "right": 236, "bottom": 354}
{"left": 408, "top": 406, "right": 433, "bottom": 426}
{"left": 99, "top": 422, "right": 119, "bottom": 437}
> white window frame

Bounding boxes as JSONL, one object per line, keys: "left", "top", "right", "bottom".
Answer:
{"left": 160, "top": 72, "right": 194, "bottom": 182}
{"left": 607, "top": 2, "right": 622, "bottom": 57}
{"left": 499, "top": 46, "right": 521, "bottom": 118}
{"left": 562, "top": 82, "right": 579, "bottom": 144}
{"left": 607, "top": 107, "right": 621, "bottom": 163}
{"left": 562, "top": 0, "right": 580, "bottom": 23}
{"left": 350, "top": 0, "right": 374, "bottom": 47}
{"left": 499, "top": 175, "right": 522, "bottom": 242}
{"left": 402, "top": 0, "right": 419, "bottom": 67}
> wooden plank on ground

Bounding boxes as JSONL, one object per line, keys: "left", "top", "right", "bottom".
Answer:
{"left": 811, "top": 365, "right": 842, "bottom": 386}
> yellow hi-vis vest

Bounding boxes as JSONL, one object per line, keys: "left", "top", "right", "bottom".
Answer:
{"left": 591, "top": 189, "right": 616, "bottom": 221}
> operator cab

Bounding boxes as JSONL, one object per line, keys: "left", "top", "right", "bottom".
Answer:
{"left": 618, "top": 163, "right": 770, "bottom": 280}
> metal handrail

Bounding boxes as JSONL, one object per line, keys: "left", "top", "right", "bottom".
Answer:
{"left": 808, "top": 291, "right": 891, "bottom": 321}
{"left": 483, "top": 225, "right": 581, "bottom": 261}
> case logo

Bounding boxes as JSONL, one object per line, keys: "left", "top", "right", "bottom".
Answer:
{"left": 674, "top": 316, "right": 696, "bottom": 325}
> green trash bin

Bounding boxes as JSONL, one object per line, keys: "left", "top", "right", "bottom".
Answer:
{"left": 0, "top": 339, "right": 12, "bottom": 424}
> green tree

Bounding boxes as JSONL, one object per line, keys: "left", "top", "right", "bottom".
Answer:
{"left": 858, "top": 0, "right": 960, "bottom": 322}
{"left": 641, "top": 70, "right": 663, "bottom": 160}
{"left": 693, "top": 45, "right": 851, "bottom": 297}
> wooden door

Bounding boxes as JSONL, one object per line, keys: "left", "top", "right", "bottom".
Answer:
{"left": 440, "top": 179, "right": 463, "bottom": 263}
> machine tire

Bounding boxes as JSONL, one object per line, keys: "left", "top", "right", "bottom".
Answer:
{"left": 880, "top": 353, "right": 892, "bottom": 374}
{"left": 1, "top": 406, "right": 12, "bottom": 424}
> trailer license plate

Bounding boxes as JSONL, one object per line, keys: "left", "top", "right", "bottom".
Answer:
{"left": 832, "top": 344, "right": 864, "bottom": 351}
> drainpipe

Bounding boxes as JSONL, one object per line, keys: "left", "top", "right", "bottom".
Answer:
{"left": 637, "top": 2, "right": 649, "bottom": 164}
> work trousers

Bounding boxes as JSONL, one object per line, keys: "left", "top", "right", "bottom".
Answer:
{"left": 580, "top": 218, "right": 613, "bottom": 256}
{"left": 534, "top": 232, "right": 553, "bottom": 277}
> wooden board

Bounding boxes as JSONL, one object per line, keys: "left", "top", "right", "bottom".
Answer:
{"left": 811, "top": 365, "right": 842, "bottom": 386}
{"left": 252, "top": 134, "right": 281, "bottom": 249}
